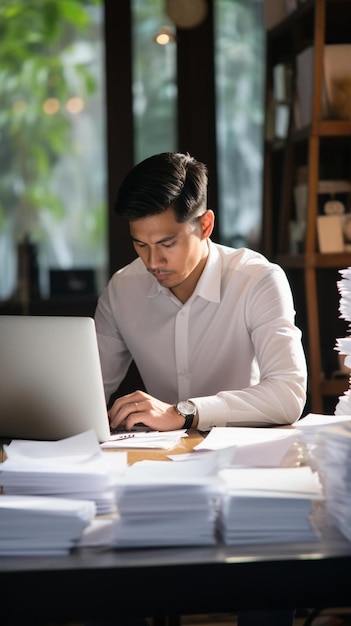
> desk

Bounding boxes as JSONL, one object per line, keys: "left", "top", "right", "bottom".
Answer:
{"left": 126, "top": 428, "right": 204, "bottom": 463}
{"left": 1, "top": 531, "right": 351, "bottom": 623}
{"left": 1, "top": 431, "right": 351, "bottom": 623}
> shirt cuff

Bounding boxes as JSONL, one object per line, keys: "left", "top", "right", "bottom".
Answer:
{"left": 189, "top": 395, "right": 229, "bottom": 431}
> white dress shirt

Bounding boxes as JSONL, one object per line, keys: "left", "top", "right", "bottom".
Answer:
{"left": 95, "top": 240, "right": 307, "bottom": 430}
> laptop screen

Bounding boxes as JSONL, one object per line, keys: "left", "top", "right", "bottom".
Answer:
{"left": 0, "top": 315, "right": 111, "bottom": 443}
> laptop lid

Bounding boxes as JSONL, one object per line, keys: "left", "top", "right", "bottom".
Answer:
{"left": 0, "top": 315, "right": 111, "bottom": 443}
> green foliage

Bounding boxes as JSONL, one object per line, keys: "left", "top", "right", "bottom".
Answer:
{"left": 0, "top": 0, "right": 102, "bottom": 236}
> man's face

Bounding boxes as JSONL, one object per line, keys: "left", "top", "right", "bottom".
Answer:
{"left": 129, "top": 207, "right": 212, "bottom": 301}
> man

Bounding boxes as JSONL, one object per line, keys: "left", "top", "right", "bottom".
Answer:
{"left": 95, "top": 151, "right": 304, "bottom": 626}
{"left": 95, "top": 151, "right": 307, "bottom": 434}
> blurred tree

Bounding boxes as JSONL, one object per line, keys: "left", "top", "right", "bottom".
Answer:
{"left": 0, "top": 0, "right": 101, "bottom": 241}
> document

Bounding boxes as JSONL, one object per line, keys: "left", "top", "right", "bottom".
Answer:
{"left": 217, "top": 466, "right": 323, "bottom": 545}
{"left": 293, "top": 413, "right": 351, "bottom": 446}
{"left": 101, "top": 429, "right": 188, "bottom": 449}
{"left": 112, "top": 451, "right": 228, "bottom": 548}
{"left": 0, "top": 430, "right": 128, "bottom": 514}
{"left": 3, "top": 428, "right": 102, "bottom": 463}
{"left": 125, "top": 445, "right": 237, "bottom": 480}
{"left": 0, "top": 494, "right": 96, "bottom": 555}
{"left": 312, "top": 421, "right": 351, "bottom": 542}
{"left": 191, "top": 426, "right": 300, "bottom": 467}
{"left": 218, "top": 466, "right": 323, "bottom": 497}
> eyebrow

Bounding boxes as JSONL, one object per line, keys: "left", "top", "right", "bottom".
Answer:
{"left": 131, "top": 234, "right": 177, "bottom": 245}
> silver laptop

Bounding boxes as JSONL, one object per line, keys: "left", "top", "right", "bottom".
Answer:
{"left": 0, "top": 315, "right": 111, "bottom": 442}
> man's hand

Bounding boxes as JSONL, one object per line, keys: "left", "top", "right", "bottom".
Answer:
{"left": 108, "top": 390, "right": 188, "bottom": 431}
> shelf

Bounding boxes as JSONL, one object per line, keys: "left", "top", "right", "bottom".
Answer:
{"left": 267, "top": 0, "right": 314, "bottom": 39}
{"left": 276, "top": 252, "right": 351, "bottom": 269}
{"left": 263, "top": 0, "right": 351, "bottom": 414}
{"left": 266, "top": 121, "right": 351, "bottom": 150}
{"left": 318, "top": 180, "right": 351, "bottom": 194}
{"left": 313, "top": 120, "right": 351, "bottom": 136}
{"left": 268, "top": 0, "right": 351, "bottom": 49}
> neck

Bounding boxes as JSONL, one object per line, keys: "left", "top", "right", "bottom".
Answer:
{"left": 171, "top": 254, "right": 208, "bottom": 304}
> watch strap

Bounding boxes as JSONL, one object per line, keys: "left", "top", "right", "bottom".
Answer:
{"left": 182, "top": 413, "right": 195, "bottom": 429}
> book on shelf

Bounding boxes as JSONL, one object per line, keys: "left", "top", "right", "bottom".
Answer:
{"left": 273, "top": 63, "right": 293, "bottom": 102}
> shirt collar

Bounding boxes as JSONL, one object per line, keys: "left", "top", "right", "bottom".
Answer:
{"left": 193, "top": 240, "right": 221, "bottom": 303}
{"left": 147, "top": 239, "right": 221, "bottom": 303}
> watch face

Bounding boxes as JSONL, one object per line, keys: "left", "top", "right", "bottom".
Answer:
{"left": 178, "top": 400, "right": 196, "bottom": 416}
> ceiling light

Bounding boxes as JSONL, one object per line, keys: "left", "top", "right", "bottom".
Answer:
{"left": 154, "top": 25, "right": 176, "bottom": 45}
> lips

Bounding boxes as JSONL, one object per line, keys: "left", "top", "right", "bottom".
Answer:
{"left": 152, "top": 272, "right": 170, "bottom": 281}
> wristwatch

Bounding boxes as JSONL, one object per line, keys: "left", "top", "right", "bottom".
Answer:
{"left": 175, "top": 400, "right": 197, "bottom": 429}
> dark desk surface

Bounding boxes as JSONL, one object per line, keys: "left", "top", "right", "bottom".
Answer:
{"left": 1, "top": 530, "right": 351, "bottom": 623}
{"left": 1, "top": 430, "right": 351, "bottom": 623}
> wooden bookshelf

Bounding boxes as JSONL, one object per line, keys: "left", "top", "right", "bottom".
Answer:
{"left": 262, "top": 0, "right": 351, "bottom": 413}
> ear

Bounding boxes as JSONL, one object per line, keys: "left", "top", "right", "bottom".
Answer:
{"left": 199, "top": 209, "right": 215, "bottom": 240}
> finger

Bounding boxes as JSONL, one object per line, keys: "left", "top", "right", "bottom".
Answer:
{"left": 109, "top": 401, "right": 141, "bottom": 429}
{"left": 111, "top": 392, "right": 136, "bottom": 412}
{"left": 108, "top": 411, "right": 126, "bottom": 430}
{"left": 125, "top": 412, "right": 152, "bottom": 431}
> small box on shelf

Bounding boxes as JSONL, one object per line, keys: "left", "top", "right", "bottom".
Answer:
{"left": 295, "top": 45, "right": 351, "bottom": 128}
{"left": 324, "top": 45, "right": 351, "bottom": 120}
{"left": 317, "top": 215, "right": 344, "bottom": 253}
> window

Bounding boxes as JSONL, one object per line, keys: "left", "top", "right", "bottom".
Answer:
{"left": 0, "top": 0, "right": 106, "bottom": 301}
{"left": 131, "top": 0, "right": 177, "bottom": 163}
{"left": 0, "top": 0, "right": 265, "bottom": 305}
{"left": 214, "top": 0, "right": 265, "bottom": 250}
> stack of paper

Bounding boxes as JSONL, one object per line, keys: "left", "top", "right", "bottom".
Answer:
{"left": 0, "top": 430, "right": 127, "bottom": 514}
{"left": 0, "top": 494, "right": 96, "bottom": 555}
{"left": 217, "top": 466, "right": 323, "bottom": 545}
{"left": 313, "top": 422, "right": 351, "bottom": 542}
{"left": 334, "top": 267, "right": 351, "bottom": 415}
{"left": 112, "top": 448, "right": 236, "bottom": 548}
{"left": 293, "top": 413, "right": 351, "bottom": 449}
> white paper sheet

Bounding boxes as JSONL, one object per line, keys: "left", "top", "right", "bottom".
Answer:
{"left": 217, "top": 466, "right": 323, "bottom": 545}
{"left": 122, "top": 445, "right": 237, "bottom": 482}
{"left": 293, "top": 413, "right": 351, "bottom": 446}
{"left": 0, "top": 430, "right": 128, "bottom": 514}
{"left": 218, "top": 466, "right": 323, "bottom": 498}
{"left": 191, "top": 426, "right": 299, "bottom": 467}
{"left": 0, "top": 494, "right": 96, "bottom": 554}
{"left": 4, "top": 428, "right": 102, "bottom": 463}
{"left": 112, "top": 452, "right": 223, "bottom": 548}
{"left": 101, "top": 429, "right": 188, "bottom": 449}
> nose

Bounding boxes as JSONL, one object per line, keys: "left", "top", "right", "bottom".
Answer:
{"left": 147, "top": 246, "right": 165, "bottom": 269}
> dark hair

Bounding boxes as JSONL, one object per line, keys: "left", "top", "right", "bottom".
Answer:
{"left": 114, "top": 152, "right": 208, "bottom": 222}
